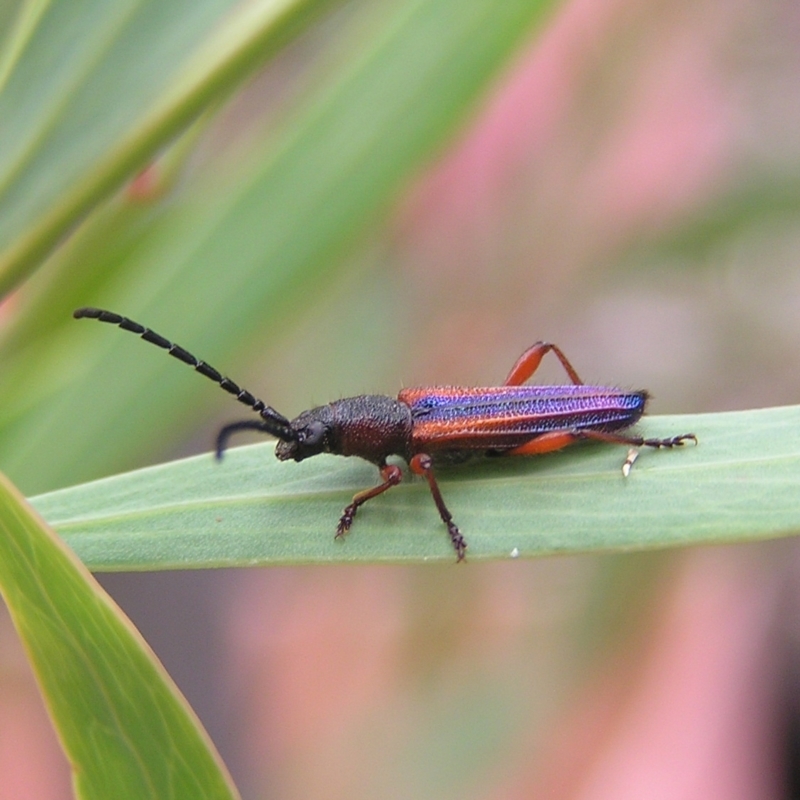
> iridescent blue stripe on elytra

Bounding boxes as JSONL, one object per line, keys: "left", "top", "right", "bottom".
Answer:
{"left": 405, "top": 385, "right": 646, "bottom": 434}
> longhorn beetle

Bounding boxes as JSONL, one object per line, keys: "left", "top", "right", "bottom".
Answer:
{"left": 74, "top": 307, "right": 696, "bottom": 560}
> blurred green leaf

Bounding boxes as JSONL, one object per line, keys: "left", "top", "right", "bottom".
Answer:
{"left": 626, "top": 174, "right": 800, "bottom": 262}
{"left": 31, "top": 407, "right": 800, "bottom": 568}
{"left": 0, "top": 472, "right": 239, "bottom": 798}
{"left": 0, "top": 0, "right": 335, "bottom": 293}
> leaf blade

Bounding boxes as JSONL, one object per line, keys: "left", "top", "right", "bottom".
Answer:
{"left": 31, "top": 407, "right": 800, "bottom": 569}
{"left": 0, "top": 473, "right": 239, "bottom": 798}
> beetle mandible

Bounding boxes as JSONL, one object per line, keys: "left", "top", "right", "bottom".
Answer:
{"left": 73, "top": 307, "right": 696, "bottom": 560}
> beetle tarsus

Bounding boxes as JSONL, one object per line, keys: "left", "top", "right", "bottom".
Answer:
{"left": 336, "top": 464, "right": 403, "bottom": 541}
{"left": 336, "top": 505, "right": 356, "bottom": 538}
{"left": 449, "top": 523, "right": 467, "bottom": 562}
{"left": 644, "top": 433, "right": 697, "bottom": 448}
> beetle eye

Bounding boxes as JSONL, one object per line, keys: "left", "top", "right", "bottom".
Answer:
{"left": 302, "top": 421, "right": 325, "bottom": 447}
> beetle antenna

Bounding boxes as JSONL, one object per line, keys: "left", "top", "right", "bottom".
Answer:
{"left": 73, "top": 307, "right": 297, "bottom": 442}
{"left": 214, "top": 420, "right": 281, "bottom": 460}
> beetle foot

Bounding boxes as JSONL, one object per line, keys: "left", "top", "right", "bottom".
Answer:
{"left": 644, "top": 433, "right": 697, "bottom": 449}
{"left": 336, "top": 504, "right": 357, "bottom": 539}
{"left": 448, "top": 523, "right": 467, "bottom": 562}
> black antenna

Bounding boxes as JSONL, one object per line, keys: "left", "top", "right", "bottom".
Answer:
{"left": 73, "top": 307, "right": 297, "bottom": 443}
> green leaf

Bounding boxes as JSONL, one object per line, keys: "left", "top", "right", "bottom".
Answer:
{"left": 0, "top": 473, "right": 239, "bottom": 798}
{"left": 632, "top": 175, "right": 800, "bottom": 261}
{"left": 0, "top": 0, "right": 335, "bottom": 294}
{"left": 31, "top": 406, "right": 800, "bottom": 569}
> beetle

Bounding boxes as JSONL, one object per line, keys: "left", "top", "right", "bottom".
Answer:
{"left": 73, "top": 307, "right": 696, "bottom": 560}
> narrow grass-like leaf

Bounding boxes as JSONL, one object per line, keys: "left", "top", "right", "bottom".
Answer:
{"left": 0, "top": 0, "right": 334, "bottom": 293}
{"left": 634, "top": 176, "right": 800, "bottom": 260}
{"left": 31, "top": 407, "right": 800, "bottom": 569}
{"left": 0, "top": 473, "right": 239, "bottom": 798}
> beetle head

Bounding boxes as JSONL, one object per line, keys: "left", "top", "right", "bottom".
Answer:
{"left": 275, "top": 407, "right": 333, "bottom": 462}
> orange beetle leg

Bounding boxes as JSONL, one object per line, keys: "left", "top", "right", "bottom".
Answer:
{"left": 503, "top": 342, "right": 584, "bottom": 386}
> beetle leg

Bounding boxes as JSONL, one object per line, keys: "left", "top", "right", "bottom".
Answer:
{"left": 508, "top": 429, "right": 697, "bottom": 458}
{"left": 337, "top": 463, "right": 403, "bottom": 539}
{"left": 504, "top": 342, "right": 584, "bottom": 386}
{"left": 506, "top": 430, "right": 583, "bottom": 456}
{"left": 582, "top": 430, "right": 697, "bottom": 475}
{"left": 410, "top": 454, "right": 467, "bottom": 561}
{"left": 576, "top": 429, "right": 697, "bottom": 449}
